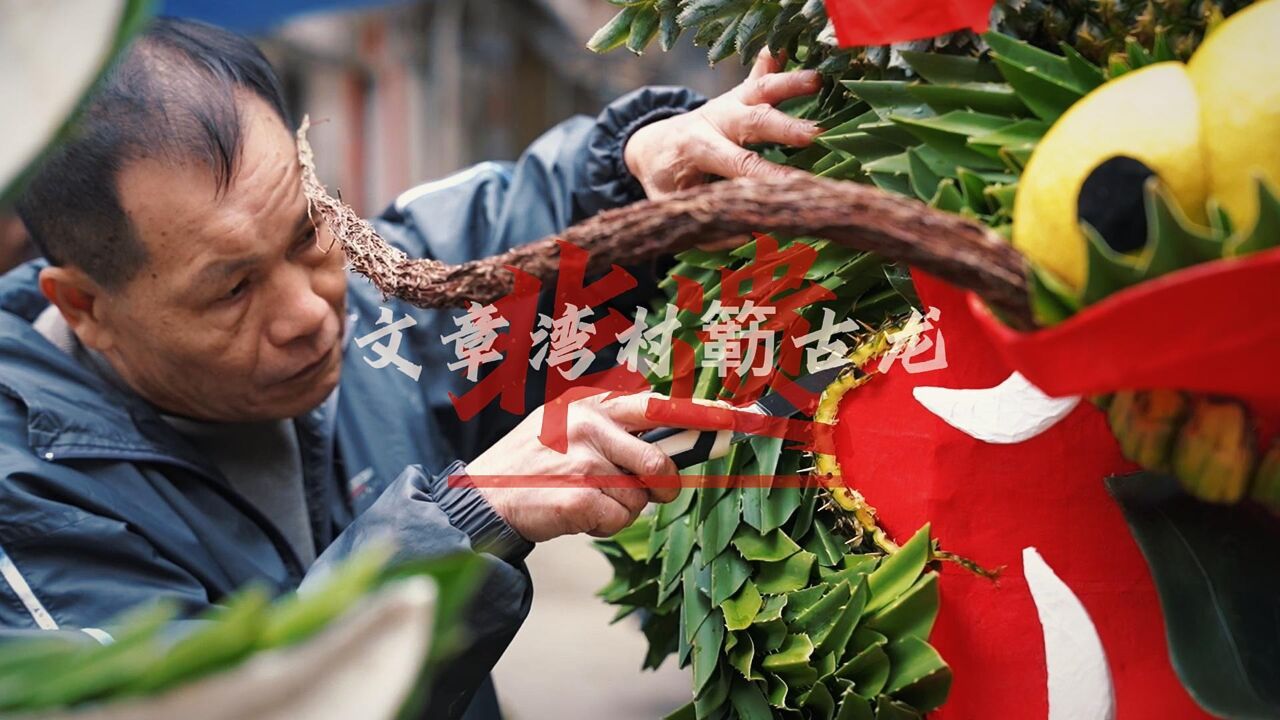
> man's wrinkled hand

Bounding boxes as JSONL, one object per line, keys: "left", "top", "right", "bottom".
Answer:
{"left": 623, "top": 49, "right": 823, "bottom": 199}
{"left": 467, "top": 392, "right": 682, "bottom": 543}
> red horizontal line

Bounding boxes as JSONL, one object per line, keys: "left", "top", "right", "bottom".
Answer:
{"left": 449, "top": 474, "right": 830, "bottom": 489}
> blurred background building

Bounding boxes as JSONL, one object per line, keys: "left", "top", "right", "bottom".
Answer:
{"left": 4, "top": 1, "right": 747, "bottom": 717}
{"left": 0, "top": 0, "right": 738, "bottom": 271}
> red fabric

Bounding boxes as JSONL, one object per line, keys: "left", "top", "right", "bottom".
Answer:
{"left": 972, "top": 245, "right": 1280, "bottom": 431}
{"left": 824, "top": 0, "right": 995, "bottom": 47}
{"left": 833, "top": 271, "right": 1209, "bottom": 719}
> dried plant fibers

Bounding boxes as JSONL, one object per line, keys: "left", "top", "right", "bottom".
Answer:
{"left": 296, "top": 116, "right": 1034, "bottom": 329}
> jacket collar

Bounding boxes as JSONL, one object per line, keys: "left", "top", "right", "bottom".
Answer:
{"left": 0, "top": 261, "right": 218, "bottom": 469}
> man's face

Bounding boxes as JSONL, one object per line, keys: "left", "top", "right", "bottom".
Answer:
{"left": 101, "top": 95, "right": 348, "bottom": 422}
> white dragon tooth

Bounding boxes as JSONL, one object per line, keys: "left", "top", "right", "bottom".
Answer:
{"left": 1023, "top": 547, "right": 1117, "bottom": 720}
{"left": 912, "top": 372, "right": 1081, "bottom": 444}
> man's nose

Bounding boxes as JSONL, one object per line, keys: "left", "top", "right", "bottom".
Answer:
{"left": 266, "top": 264, "right": 333, "bottom": 347}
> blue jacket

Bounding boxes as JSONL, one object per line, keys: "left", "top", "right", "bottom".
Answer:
{"left": 0, "top": 87, "right": 703, "bottom": 718}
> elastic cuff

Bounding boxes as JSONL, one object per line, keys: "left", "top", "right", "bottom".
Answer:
{"left": 428, "top": 461, "right": 534, "bottom": 563}
{"left": 580, "top": 86, "right": 708, "bottom": 215}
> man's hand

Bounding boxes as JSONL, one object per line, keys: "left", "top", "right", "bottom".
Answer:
{"left": 623, "top": 49, "right": 823, "bottom": 200}
{"left": 466, "top": 392, "right": 682, "bottom": 542}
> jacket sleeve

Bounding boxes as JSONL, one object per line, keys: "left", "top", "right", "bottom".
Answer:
{"left": 306, "top": 461, "right": 531, "bottom": 719}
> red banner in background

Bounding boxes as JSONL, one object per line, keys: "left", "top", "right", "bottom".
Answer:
{"left": 824, "top": 0, "right": 995, "bottom": 47}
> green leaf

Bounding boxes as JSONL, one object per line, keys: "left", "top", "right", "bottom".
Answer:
{"left": 756, "top": 549, "right": 817, "bottom": 594}
{"left": 789, "top": 486, "right": 819, "bottom": 539}
{"left": 761, "top": 633, "right": 815, "bottom": 675}
{"left": 907, "top": 82, "right": 1030, "bottom": 117}
{"left": 711, "top": 548, "right": 752, "bottom": 606}
{"left": 692, "top": 608, "right": 726, "bottom": 695}
{"left": 756, "top": 593, "right": 788, "bottom": 624}
{"left": 803, "top": 680, "right": 837, "bottom": 720}
{"left": 865, "top": 524, "right": 930, "bottom": 614}
{"left": 724, "top": 581, "right": 764, "bottom": 631}
{"left": 694, "top": 665, "right": 731, "bottom": 717}
{"left": 1058, "top": 42, "right": 1107, "bottom": 91}
{"left": 641, "top": 608, "right": 681, "bottom": 670}
{"left": 897, "top": 51, "right": 1004, "bottom": 84}
{"left": 873, "top": 695, "right": 922, "bottom": 720}
{"left": 781, "top": 584, "right": 828, "bottom": 622}
{"left": 966, "top": 118, "right": 1048, "bottom": 161}
{"left": 817, "top": 578, "right": 869, "bottom": 658}
{"left": 626, "top": 4, "right": 660, "bottom": 54}
{"left": 1138, "top": 182, "right": 1225, "bottom": 279}
{"left": 730, "top": 677, "right": 774, "bottom": 720}
{"left": 1106, "top": 472, "right": 1280, "bottom": 717}
{"left": 124, "top": 586, "right": 269, "bottom": 695}
{"left": 752, "top": 617, "right": 789, "bottom": 653}
{"left": 988, "top": 55, "right": 1084, "bottom": 123}
{"left": 982, "top": 31, "right": 1090, "bottom": 95}
{"left": 834, "top": 688, "right": 875, "bottom": 720}
{"left": 1080, "top": 220, "right": 1145, "bottom": 306}
{"left": 656, "top": 487, "right": 697, "bottom": 530}
{"left": 588, "top": 6, "right": 641, "bottom": 53}
{"left": 728, "top": 630, "right": 761, "bottom": 680}
{"left": 750, "top": 435, "right": 784, "bottom": 476}
{"left": 734, "top": 2, "right": 773, "bottom": 55}
{"left": 804, "top": 519, "right": 848, "bottom": 568}
{"left": 760, "top": 487, "right": 804, "bottom": 534}
{"left": 818, "top": 132, "right": 909, "bottom": 161}
{"left": 1227, "top": 178, "right": 1280, "bottom": 257}
{"left": 699, "top": 490, "right": 742, "bottom": 561}
{"left": 841, "top": 81, "right": 934, "bottom": 122}
{"left": 733, "top": 527, "right": 803, "bottom": 562}
{"left": 794, "top": 581, "right": 853, "bottom": 643}
{"left": 820, "top": 553, "right": 880, "bottom": 584}
{"left": 837, "top": 637, "right": 890, "bottom": 696}
{"left": 658, "top": 1, "right": 683, "bottom": 51}
{"left": 884, "top": 636, "right": 951, "bottom": 711}
{"left": 660, "top": 515, "right": 697, "bottom": 600}
{"left": 12, "top": 601, "right": 175, "bottom": 711}
{"left": 891, "top": 111, "right": 1012, "bottom": 171}
{"left": 1028, "top": 262, "right": 1080, "bottom": 326}
{"left": 708, "top": 16, "right": 743, "bottom": 64}
{"left": 612, "top": 514, "right": 655, "bottom": 562}
{"left": 677, "top": 0, "right": 749, "bottom": 27}
{"left": 766, "top": 672, "right": 792, "bottom": 709}
{"left": 683, "top": 556, "right": 714, "bottom": 646}
{"left": 866, "top": 571, "right": 939, "bottom": 642}
{"left": 929, "top": 179, "right": 967, "bottom": 214}
{"left": 906, "top": 148, "right": 940, "bottom": 202}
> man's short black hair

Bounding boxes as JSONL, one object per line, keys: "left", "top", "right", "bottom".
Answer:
{"left": 17, "top": 17, "right": 290, "bottom": 290}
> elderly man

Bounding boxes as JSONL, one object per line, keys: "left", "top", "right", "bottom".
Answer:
{"left": 0, "top": 16, "right": 820, "bottom": 718}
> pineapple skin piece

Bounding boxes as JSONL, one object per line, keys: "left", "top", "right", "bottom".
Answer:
{"left": 996, "top": 0, "right": 1251, "bottom": 63}
{"left": 1107, "top": 389, "right": 1189, "bottom": 470}
{"left": 1172, "top": 397, "right": 1256, "bottom": 503}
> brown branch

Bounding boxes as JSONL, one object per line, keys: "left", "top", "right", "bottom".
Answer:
{"left": 297, "top": 117, "right": 1034, "bottom": 330}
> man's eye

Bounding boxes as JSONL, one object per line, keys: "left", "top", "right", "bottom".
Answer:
{"left": 225, "top": 278, "right": 251, "bottom": 300}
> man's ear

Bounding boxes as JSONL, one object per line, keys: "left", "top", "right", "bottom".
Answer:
{"left": 38, "top": 266, "right": 115, "bottom": 352}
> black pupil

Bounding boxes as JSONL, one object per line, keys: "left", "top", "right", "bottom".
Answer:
{"left": 1077, "top": 155, "right": 1156, "bottom": 254}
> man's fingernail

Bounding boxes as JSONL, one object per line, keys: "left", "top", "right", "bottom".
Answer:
{"left": 801, "top": 70, "right": 821, "bottom": 84}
